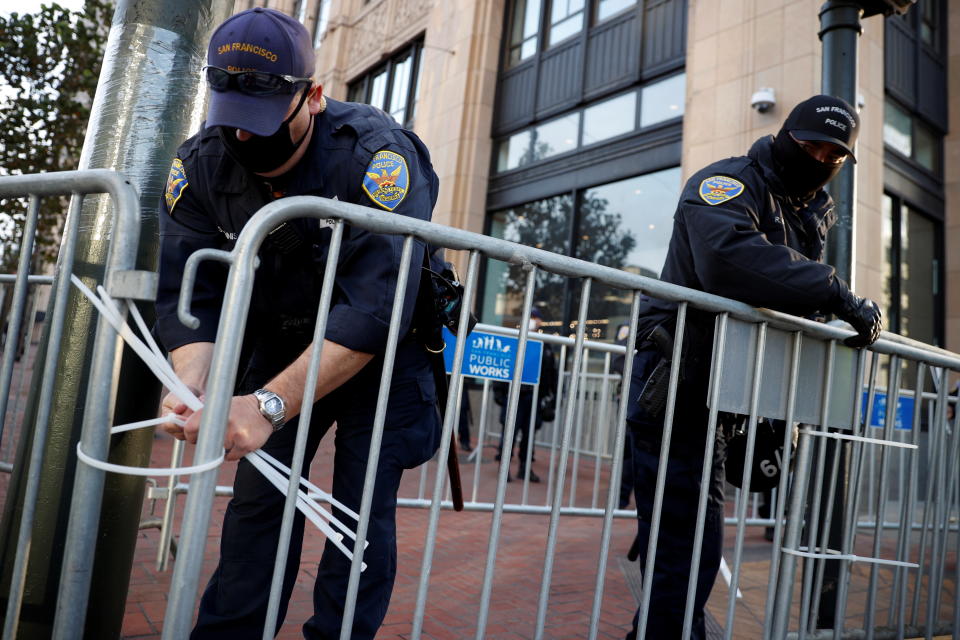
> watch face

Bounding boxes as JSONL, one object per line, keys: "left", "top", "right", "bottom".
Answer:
{"left": 264, "top": 397, "right": 283, "bottom": 415}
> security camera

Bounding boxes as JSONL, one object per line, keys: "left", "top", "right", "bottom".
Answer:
{"left": 751, "top": 88, "right": 776, "bottom": 114}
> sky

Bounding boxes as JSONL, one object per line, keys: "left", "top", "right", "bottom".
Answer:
{"left": 1, "top": 0, "right": 85, "bottom": 16}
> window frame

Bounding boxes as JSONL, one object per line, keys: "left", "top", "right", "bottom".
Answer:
{"left": 493, "top": 71, "right": 685, "bottom": 175}
{"left": 882, "top": 192, "right": 945, "bottom": 346}
{"left": 883, "top": 96, "right": 943, "bottom": 179}
{"left": 346, "top": 39, "right": 424, "bottom": 130}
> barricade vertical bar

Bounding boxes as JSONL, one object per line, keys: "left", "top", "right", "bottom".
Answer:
{"left": 913, "top": 373, "right": 948, "bottom": 631}
{"left": 636, "top": 303, "right": 691, "bottom": 638}
{"left": 773, "top": 420, "right": 815, "bottom": 637}
{"left": 156, "top": 439, "right": 185, "bottom": 571}
{"left": 521, "top": 378, "right": 540, "bottom": 503}
{"left": 763, "top": 331, "right": 803, "bottom": 639}
{"left": 892, "top": 364, "right": 925, "bottom": 638}
{"left": 339, "top": 235, "right": 415, "bottom": 640}
{"left": 724, "top": 322, "right": 769, "bottom": 638}
{"left": 472, "top": 379, "right": 491, "bottom": 503}
{"left": 411, "top": 249, "right": 480, "bottom": 640}
{"left": 533, "top": 277, "right": 592, "bottom": 640}
{"left": 4, "top": 193, "right": 87, "bottom": 640}
{"left": 546, "top": 344, "right": 567, "bottom": 506}
{"left": 931, "top": 380, "right": 960, "bottom": 622}
{"left": 799, "top": 340, "right": 837, "bottom": 637}
{"left": 263, "top": 221, "right": 344, "bottom": 639}
{"left": 587, "top": 291, "right": 641, "bottom": 640}
{"left": 590, "top": 353, "right": 612, "bottom": 510}
{"left": 810, "top": 350, "right": 858, "bottom": 630}
{"left": 163, "top": 242, "right": 258, "bottom": 640}
{"left": 0, "top": 195, "right": 40, "bottom": 444}
{"left": 568, "top": 352, "right": 589, "bottom": 507}
{"left": 681, "top": 311, "right": 728, "bottom": 640}
{"left": 475, "top": 266, "right": 538, "bottom": 640}
{"left": 831, "top": 349, "right": 869, "bottom": 640}
{"left": 865, "top": 355, "right": 902, "bottom": 634}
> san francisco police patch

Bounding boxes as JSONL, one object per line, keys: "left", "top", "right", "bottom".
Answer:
{"left": 164, "top": 158, "right": 188, "bottom": 213}
{"left": 362, "top": 150, "right": 409, "bottom": 211}
{"left": 698, "top": 176, "right": 745, "bottom": 206}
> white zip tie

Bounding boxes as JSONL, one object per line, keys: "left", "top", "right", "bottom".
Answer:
{"left": 782, "top": 546, "right": 918, "bottom": 568}
{"left": 111, "top": 414, "right": 186, "bottom": 435}
{"left": 245, "top": 452, "right": 366, "bottom": 572}
{"left": 71, "top": 274, "right": 363, "bottom": 560}
{"left": 250, "top": 450, "right": 367, "bottom": 547}
{"left": 251, "top": 449, "right": 359, "bottom": 521}
{"left": 76, "top": 441, "right": 224, "bottom": 477}
{"left": 799, "top": 428, "right": 918, "bottom": 450}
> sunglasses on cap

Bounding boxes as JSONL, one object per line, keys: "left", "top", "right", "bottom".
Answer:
{"left": 203, "top": 65, "right": 312, "bottom": 97}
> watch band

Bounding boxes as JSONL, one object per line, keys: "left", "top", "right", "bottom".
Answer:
{"left": 253, "top": 388, "right": 286, "bottom": 430}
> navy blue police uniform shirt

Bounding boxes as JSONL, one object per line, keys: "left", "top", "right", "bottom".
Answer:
{"left": 156, "top": 98, "right": 440, "bottom": 384}
{"left": 635, "top": 135, "right": 853, "bottom": 339}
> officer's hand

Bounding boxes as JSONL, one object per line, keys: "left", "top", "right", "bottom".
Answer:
{"left": 835, "top": 293, "right": 882, "bottom": 349}
{"left": 160, "top": 386, "right": 202, "bottom": 440}
{"left": 183, "top": 395, "right": 273, "bottom": 462}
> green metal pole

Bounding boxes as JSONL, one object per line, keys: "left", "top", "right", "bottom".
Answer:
{"left": 0, "top": 1, "right": 232, "bottom": 637}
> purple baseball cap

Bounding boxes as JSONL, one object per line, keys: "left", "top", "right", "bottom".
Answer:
{"left": 206, "top": 7, "right": 315, "bottom": 136}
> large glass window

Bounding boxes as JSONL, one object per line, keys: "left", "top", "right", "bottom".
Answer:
{"left": 582, "top": 92, "right": 636, "bottom": 145}
{"left": 497, "top": 130, "right": 534, "bottom": 172}
{"left": 483, "top": 167, "right": 681, "bottom": 337}
{"left": 483, "top": 195, "right": 573, "bottom": 326}
{"left": 549, "top": 0, "right": 585, "bottom": 46}
{"left": 347, "top": 42, "right": 423, "bottom": 129}
{"left": 640, "top": 73, "right": 685, "bottom": 127}
{"left": 312, "top": 0, "right": 331, "bottom": 47}
{"left": 596, "top": 0, "right": 636, "bottom": 22}
{"left": 883, "top": 98, "right": 942, "bottom": 175}
{"left": 532, "top": 113, "right": 580, "bottom": 161}
{"left": 494, "top": 72, "right": 685, "bottom": 174}
{"left": 883, "top": 100, "right": 912, "bottom": 157}
{"left": 508, "top": 0, "right": 543, "bottom": 66}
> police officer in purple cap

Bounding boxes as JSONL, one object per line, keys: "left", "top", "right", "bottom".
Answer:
{"left": 155, "top": 7, "right": 441, "bottom": 639}
{"left": 623, "top": 95, "right": 882, "bottom": 639}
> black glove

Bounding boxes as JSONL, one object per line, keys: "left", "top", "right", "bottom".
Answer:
{"left": 834, "top": 292, "right": 882, "bottom": 348}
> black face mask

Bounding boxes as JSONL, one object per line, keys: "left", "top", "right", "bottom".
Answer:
{"left": 218, "top": 89, "right": 312, "bottom": 174}
{"left": 771, "top": 129, "right": 844, "bottom": 200}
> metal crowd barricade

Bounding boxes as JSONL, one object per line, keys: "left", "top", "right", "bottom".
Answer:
{"left": 154, "top": 193, "right": 960, "bottom": 640}
{"left": 0, "top": 170, "right": 144, "bottom": 640}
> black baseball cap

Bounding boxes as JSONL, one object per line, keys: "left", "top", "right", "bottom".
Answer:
{"left": 782, "top": 94, "right": 860, "bottom": 162}
{"left": 206, "top": 8, "right": 315, "bottom": 136}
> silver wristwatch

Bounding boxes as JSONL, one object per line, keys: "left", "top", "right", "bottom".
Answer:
{"left": 253, "top": 389, "right": 286, "bottom": 430}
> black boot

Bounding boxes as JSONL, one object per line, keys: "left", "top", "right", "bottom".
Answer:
{"left": 518, "top": 466, "right": 540, "bottom": 483}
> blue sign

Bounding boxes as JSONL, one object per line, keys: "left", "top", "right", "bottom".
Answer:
{"left": 442, "top": 327, "right": 542, "bottom": 384}
{"left": 862, "top": 391, "right": 915, "bottom": 431}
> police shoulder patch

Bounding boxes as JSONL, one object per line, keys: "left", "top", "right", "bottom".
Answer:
{"left": 698, "top": 175, "right": 745, "bottom": 206}
{"left": 362, "top": 150, "right": 409, "bottom": 211}
{"left": 164, "top": 158, "right": 188, "bottom": 213}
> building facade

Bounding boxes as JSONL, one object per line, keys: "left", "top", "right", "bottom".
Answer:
{"left": 234, "top": 0, "right": 957, "bottom": 354}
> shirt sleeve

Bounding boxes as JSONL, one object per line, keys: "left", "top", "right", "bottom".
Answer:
{"left": 680, "top": 176, "right": 846, "bottom": 315}
{"left": 156, "top": 157, "right": 228, "bottom": 351}
{"left": 323, "top": 131, "right": 438, "bottom": 353}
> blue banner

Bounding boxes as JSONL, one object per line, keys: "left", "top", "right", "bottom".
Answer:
{"left": 862, "top": 391, "right": 915, "bottom": 431}
{"left": 442, "top": 327, "right": 542, "bottom": 385}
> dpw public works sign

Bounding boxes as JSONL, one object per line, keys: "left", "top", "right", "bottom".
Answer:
{"left": 442, "top": 327, "right": 542, "bottom": 385}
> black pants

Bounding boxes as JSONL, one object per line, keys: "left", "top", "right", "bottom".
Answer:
{"left": 625, "top": 345, "right": 726, "bottom": 640}
{"left": 498, "top": 390, "right": 539, "bottom": 470}
{"left": 191, "top": 365, "right": 440, "bottom": 640}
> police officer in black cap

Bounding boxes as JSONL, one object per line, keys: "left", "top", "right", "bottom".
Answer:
{"left": 623, "top": 95, "right": 882, "bottom": 640}
{"left": 155, "top": 7, "right": 441, "bottom": 639}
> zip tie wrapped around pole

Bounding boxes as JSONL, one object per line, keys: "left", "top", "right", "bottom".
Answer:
{"left": 68, "top": 275, "right": 365, "bottom": 567}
